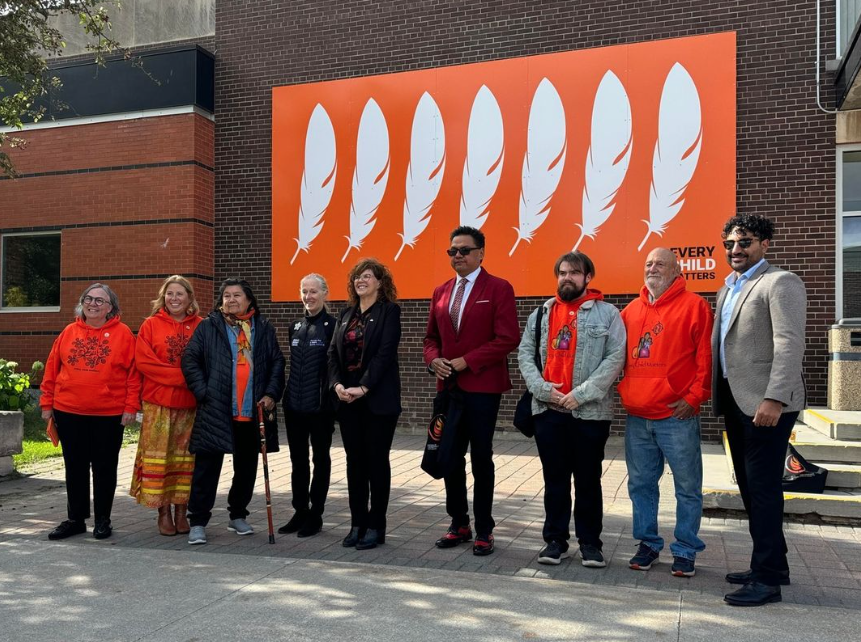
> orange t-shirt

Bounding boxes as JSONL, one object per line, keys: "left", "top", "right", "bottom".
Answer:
{"left": 542, "top": 291, "right": 603, "bottom": 394}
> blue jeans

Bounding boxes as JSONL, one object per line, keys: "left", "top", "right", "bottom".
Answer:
{"left": 625, "top": 415, "right": 705, "bottom": 560}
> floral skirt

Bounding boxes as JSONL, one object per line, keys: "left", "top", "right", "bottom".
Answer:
{"left": 129, "top": 401, "right": 196, "bottom": 508}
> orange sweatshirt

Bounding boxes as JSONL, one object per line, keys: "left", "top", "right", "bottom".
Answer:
{"left": 618, "top": 277, "right": 713, "bottom": 419}
{"left": 135, "top": 309, "right": 203, "bottom": 409}
{"left": 40, "top": 316, "right": 142, "bottom": 416}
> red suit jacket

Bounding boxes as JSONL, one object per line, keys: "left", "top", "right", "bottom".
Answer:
{"left": 424, "top": 268, "right": 520, "bottom": 393}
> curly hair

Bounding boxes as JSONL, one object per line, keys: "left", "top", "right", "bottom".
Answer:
{"left": 150, "top": 275, "right": 200, "bottom": 317}
{"left": 346, "top": 258, "right": 397, "bottom": 306}
{"left": 721, "top": 214, "right": 775, "bottom": 241}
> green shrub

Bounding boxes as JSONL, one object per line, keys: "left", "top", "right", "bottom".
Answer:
{"left": 0, "top": 359, "right": 44, "bottom": 411}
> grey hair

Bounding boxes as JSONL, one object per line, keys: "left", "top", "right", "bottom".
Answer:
{"left": 75, "top": 283, "right": 121, "bottom": 321}
{"left": 300, "top": 273, "right": 329, "bottom": 295}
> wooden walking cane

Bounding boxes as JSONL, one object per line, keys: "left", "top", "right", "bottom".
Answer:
{"left": 257, "top": 403, "right": 276, "bottom": 544}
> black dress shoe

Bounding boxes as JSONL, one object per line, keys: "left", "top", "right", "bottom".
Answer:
{"left": 724, "top": 582, "right": 782, "bottom": 607}
{"left": 297, "top": 515, "right": 323, "bottom": 538}
{"left": 93, "top": 518, "right": 113, "bottom": 540}
{"left": 726, "top": 569, "right": 790, "bottom": 586}
{"left": 278, "top": 511, "right": 308, "bottom": 535}
{"left": 356, "top": 528, "right": 385, "bottom": 550}
{"left": 48, "top": 520, "right": 86, "bottom": 540}
{"left": 342, "top": 527, "right": 363, "bottom": 548}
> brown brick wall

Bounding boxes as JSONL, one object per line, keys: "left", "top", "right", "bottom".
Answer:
{"left": 0, "top": 113, "right": 215, "bottom": 375}
{"left": 220, "top": 2, "right": 835, "bottom": 440}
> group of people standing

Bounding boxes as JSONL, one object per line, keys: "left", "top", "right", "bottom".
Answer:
{"left": 37, "top": 214, "right": 805, "bottom": 608}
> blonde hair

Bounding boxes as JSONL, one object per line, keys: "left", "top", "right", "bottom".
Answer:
{"left": 150, "top": 275, "right": 200, "bottom": 317}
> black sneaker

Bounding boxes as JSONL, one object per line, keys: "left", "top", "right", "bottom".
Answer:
{"left": 48, "top": 520, "right": 86, "bottom": 540}
{"left": 671, "top": 556, "right": 696, "bottom": 577}
{"left": 629, "top": 542, "right": 659, "bottom": 570}
{"left": 278, "top": 511, "right": 308, "bottom": 535}
{"left": 93, "top": 518, "right": 112, "bottom": 540}
{"left": 579, "top": 544, "right": 607, "bottom": 568}
{"left": 538, "top": 541, "right": 569, "bottom": 565}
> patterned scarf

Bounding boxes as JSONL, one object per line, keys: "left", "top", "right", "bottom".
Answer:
{"left": 223, "top": 307, "right": 255, "bottom": 370}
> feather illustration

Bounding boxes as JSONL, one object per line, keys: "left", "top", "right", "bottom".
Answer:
{"left": 459, "top": 85, "right": 504, "bottom": 229}
{"left": 510, "top": 78, "right": 567, "bottom": 256}
{"left": 395, "top": 92, "right": 446, "bottom": 261}
{"left": 291, "top": 104, "right": 337, "bottom": 264}
{"left": 638, "top": 63, "right": 702, "bottom": 251}
{"left": 342, "top": 98, "right": 390, "bottom": 262}
{"left": 573, "top": 71, "right": 633, "bottom": 251}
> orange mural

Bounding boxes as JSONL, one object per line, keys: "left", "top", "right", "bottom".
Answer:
{"left": 272, "top": 32, "right": 736, "bottom": 301}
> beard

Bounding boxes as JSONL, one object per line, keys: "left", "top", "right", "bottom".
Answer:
{"left": 558, "top": 282, "right": 586, "bottom": 302}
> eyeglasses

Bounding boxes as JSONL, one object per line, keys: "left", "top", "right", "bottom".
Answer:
{"left": 722, "top": 238, "right": 757, "bottom": 250}
{"left": 353, "top": 273, "right": 376, "bottom": 281}
{"left": 83, "top": 296, "right": 108, "bottom": 306}
{"left": 446, "top": 246, "right": 480, "bottom": 257}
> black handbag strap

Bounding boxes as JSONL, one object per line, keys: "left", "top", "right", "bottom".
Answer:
{"left": 533, "top": 305, "right": 544, "bottom": 370}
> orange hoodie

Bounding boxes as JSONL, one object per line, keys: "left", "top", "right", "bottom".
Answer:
{"left": 40, "top": 316, "right": 142, "bottom": 416}
{"left": 135, "top": 309, "right": 203, "bottom": 409}
{"left": 618, "top": 277, "right": 713, "bottom": 419}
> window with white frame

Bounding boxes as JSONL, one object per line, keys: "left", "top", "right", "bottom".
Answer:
{"left": 839, "top": 1, "right": 861, "bottom": 57}
{"left": 0, "top": 232, "right": 61, "bottom": 310}
{"left": 840, "top": 148, "right": 861, "bottom": 319}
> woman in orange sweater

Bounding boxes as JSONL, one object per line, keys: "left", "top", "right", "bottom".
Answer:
{"left": 129, "top": 276, "right": 203, "bottom": 535}
{"left": 40, "top": 283, "right": 141, "bottom": 541}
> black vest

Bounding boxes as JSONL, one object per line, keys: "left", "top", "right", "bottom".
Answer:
{"left": 284, "top": 310, "right": 336, "bottom": 414}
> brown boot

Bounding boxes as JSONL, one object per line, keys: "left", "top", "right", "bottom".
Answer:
{"left": 173, "top": 504, "right": 190, "bottom": 534}
{"left": 158, "top": 505, "right": 176, "bottom": 536}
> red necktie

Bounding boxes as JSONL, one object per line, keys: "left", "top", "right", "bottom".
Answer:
{"left": 449, "top": 278, "right": 467, "bottom": 333}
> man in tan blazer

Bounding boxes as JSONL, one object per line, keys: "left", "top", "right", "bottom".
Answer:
{"left": 711, "top": 214, "right": 806, "bottom": 607}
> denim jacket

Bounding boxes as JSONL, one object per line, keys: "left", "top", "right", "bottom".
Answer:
{"left": 517, "top": 297, "right": 626, "bottom": 421}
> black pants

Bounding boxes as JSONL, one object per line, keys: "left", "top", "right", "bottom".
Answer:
{"left": 187, "top": 420, "right": 260, "bottom": 527}
{"left": 338, "top": 400, "right": 398, "bottom": 531}
{"left": 285, "top": 407, "right": 334, "bottom": 516}
{"left": 534, "top": 410, "right": 610, "bottom": 548}
{"left": 444, "top": 391, "right": 501, "bottom": 536}
{"left": 53, "top": 410, "right": 124, "bottom": 523}
{"left": 721, "top": 378, "right": 795, "bottom": 585}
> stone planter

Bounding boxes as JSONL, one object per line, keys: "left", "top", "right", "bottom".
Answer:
{"left": 0, "top": 410, "right": 25, "bottom": 476}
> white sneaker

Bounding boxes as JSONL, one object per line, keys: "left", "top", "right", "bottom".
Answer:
{"left": 228, "top": 518, "right": 254, "bottom": 535}
{"left": 188, "top": 525, "right": 207, "bottom": 545}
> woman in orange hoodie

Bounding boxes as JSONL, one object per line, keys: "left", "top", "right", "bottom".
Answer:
{"left": 129, "top": 276, "right": 203, "bottom": 535}
{"left": 40, "top": 283, "right": 141, "bottom": 541}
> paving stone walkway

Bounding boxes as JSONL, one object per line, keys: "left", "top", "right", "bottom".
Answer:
{"left": 2, "top": 430, "right": 860, "bottom": 610}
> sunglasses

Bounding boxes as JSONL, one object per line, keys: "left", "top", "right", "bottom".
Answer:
{"left": 722, "top": 238, "right": 757, "bottom": 250}
{"left": 446, "top": 246, "right": 480, "bottom": 257}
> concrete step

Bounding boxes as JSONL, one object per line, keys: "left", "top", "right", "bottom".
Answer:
{"left": 790, "top": 424, "right": 861, "bottom": 464}
{"left": 802, "top": 408, "right": 861, "bottom": 441}
{"left": 702, "top": 445, "right": 861, "bottom": 521}
{"left": 817, "top": 463, "right": 861, "bottom": 490}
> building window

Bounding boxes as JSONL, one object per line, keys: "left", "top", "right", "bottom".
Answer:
{"left": 840, "top": 149, "right": 861, "bottom": 319}
{"left": 0, "top": 233, "right": 61, "bottom": 310}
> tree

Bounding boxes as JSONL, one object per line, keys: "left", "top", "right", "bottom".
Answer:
{"left": 0, "top": 1, "right": 122, "bottom": 176}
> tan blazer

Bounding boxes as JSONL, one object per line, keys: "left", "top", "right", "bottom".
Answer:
{"left": 711, "top": 261, "right": 807, "bottom": 417}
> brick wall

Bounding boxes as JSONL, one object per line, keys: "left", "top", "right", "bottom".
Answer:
{"left": 215, "top": 1, "right": 838, "bottom": 440}
{"left": 0, "top": 113, "right": 215, "bottom": 375}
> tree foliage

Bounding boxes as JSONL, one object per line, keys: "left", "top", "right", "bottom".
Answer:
{"left": 0, "top": 1, "right": 122, "bottom": 176}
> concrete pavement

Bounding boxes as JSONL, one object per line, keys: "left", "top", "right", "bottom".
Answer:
{"left": 2, "top": 431, "right": 861, "bottom": 640}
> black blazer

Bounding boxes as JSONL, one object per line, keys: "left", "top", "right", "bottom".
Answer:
{"left": 327, "top": 299, "right": 402, "bottom": 416}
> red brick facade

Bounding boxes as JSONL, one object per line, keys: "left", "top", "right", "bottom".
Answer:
{"left": 0, "top": 113, "right": 215, "bottom": 373}
{"left": 213, "top": 2, "right": 838, "bottom": 440}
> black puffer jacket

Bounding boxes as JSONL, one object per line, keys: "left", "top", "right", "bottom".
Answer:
{"left": 182, "top": 310, "right": 285, "bottom": 454}
{"left": 284, "top": 309, "right": 336, "bottom": 414}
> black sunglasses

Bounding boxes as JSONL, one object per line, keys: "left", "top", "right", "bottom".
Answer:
{"left": 722, "top": 238, "right": 756, "bottom": 250}
{"left": 446, "top": 246, "right": 481, "bottom": 257}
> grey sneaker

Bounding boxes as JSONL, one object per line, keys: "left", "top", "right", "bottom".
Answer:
{"left": 188, "top": 525, "right": 207, "bottom": 545}
{"left": 228, "top": 518, "right": 254, "bottom": 536}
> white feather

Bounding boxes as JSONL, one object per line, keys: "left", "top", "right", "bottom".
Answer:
{"left": 638, "top": 63, "right": 702, "bottom": 251}
{"left": 342, "top": 98, "right": 390, "bottom": 262}
{"left": 509, "top": 78, "right": 566, "bottom": 256}
{"left": 291, "top": 104, "right": 337, "bottom": 264}
{"left": 395, "top": 92, "right": 446, "bottom": 261}
{"left": 460, "top": 85, "right": 504, "bottom": 230}
{"left": 574, "top": 71, "right": 632, "bottom": 251}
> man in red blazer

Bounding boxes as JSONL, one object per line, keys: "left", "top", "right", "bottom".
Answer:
{"left": 424, "top": 226, "right": 520, "bottom": 556}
